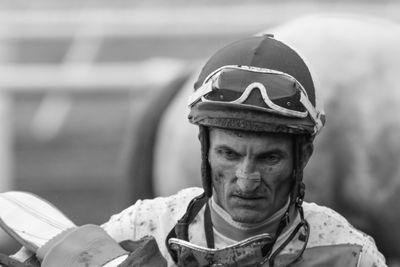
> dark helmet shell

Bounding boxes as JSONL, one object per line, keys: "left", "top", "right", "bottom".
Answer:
{"left": 189, "top": 35, "right": 324, "bottom": 136}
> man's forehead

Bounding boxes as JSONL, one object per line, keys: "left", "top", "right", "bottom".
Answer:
{"left": 208, "top": 127, "right": 293, "bottom": 143}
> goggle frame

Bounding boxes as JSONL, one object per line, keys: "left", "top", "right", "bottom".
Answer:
{"left": 188, "top": 65, "right": 324, "bottom": 135}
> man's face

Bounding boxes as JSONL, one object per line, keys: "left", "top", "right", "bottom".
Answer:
{"left": 208, "top": 128, "right": 294, "bottom": 224}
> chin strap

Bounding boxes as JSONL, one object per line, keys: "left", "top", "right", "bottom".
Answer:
{"left": 265, "top": 135, "right": 309, "bottom": 266}
{"left": 265, "top": 204, "right": 310, "bottom": 266}
{"left": 199, "top": 126, "right": 213, "bottom": 198}
{"left": 290, "top": 135, "right": 306, "bottom": 206}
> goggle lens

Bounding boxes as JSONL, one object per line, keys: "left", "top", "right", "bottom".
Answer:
{"left": 202, "top": 67, "right": 307, "bottom": 115}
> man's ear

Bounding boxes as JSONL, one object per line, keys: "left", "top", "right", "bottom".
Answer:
{"left": 301, "top": 141, "right": 314, "bottom": 169}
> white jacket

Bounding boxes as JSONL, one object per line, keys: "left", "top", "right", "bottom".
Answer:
{"left": 102, "top": 187, "right": 386, "bottom": 267}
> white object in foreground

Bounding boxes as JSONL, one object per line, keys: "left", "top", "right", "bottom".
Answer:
{"left": 0, "top": 191, "right": 75, "bottom": 252}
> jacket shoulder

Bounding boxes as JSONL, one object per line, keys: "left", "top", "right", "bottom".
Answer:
{"left": 302, "top": 202, "right": 386, "bottom": 266}
{"left": 303, "top": 202, "right": 370, "bottom": 246}
{"left": 102, "top": 187, "right": 203, "bottom": 242}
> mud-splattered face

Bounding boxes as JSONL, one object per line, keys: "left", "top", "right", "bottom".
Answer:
{"left": 208, "top": 128, "right": 295, "bottom": 224}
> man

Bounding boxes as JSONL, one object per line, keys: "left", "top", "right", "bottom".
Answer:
{"left": 1, "top": 35, "right": 386, "bottom": 266}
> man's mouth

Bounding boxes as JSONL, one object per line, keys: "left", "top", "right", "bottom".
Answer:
{"left": 233, "top": 195, "right": 265, "bottom": 201}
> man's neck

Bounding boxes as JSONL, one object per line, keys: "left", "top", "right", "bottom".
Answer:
{"left": 209, "top": 197, "right": 294, "bottom": 242}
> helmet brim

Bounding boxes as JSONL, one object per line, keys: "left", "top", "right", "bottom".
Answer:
{"left": 189, "top": 101, "right": 315, "bottom": 135}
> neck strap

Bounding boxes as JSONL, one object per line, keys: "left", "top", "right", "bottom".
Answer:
{"left": 165, "top": 193, "right": 209, "bottom": 262}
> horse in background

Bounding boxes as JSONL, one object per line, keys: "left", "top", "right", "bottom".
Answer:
{"left": 128, "top": 15, "right": 400, "bottom": 263}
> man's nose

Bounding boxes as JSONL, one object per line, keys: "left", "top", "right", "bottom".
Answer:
{"left": 235, "top": 159, "right": 261, "bottom": 192}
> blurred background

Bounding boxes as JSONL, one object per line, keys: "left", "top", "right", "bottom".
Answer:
{"left": 0, "top": 0, "right": 399, "bottom": 264}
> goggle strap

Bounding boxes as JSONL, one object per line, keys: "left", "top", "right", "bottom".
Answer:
{"left": 299, "top": 92, "right": 323, "bottom": 134}
{"left": 187, "top": 80, "right": 213, "bottom": 107}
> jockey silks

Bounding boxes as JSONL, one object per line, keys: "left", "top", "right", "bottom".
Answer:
{"left": 102, "top": 187, "right": 386, "bottom": 266}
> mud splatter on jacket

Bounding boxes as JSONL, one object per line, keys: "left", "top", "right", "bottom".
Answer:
{"left": 102, "top": 187, "right": 386, "bottom": 267}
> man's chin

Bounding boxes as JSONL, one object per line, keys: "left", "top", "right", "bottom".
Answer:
{"left": 229, "top": 208, "right": 267, "bottom": 224}
{"left": 228, "top": 200, "right": 270, "bottom": 221}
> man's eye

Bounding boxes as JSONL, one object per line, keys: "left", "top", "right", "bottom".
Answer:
{"left": 218, "top": 149, "right": 240, "bottom": 160}
{"left": 261, "top": 154, "right": 282, "bottom": 164}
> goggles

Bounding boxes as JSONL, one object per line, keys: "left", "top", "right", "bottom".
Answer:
{"left": 169, "top": 221, "right": 309, "bottom": 267}
{"left": 169, "top": 233, "right": 273, "bottom": 267}
{"left": 188, "top": 65, "right": 323, "bottom": 134}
